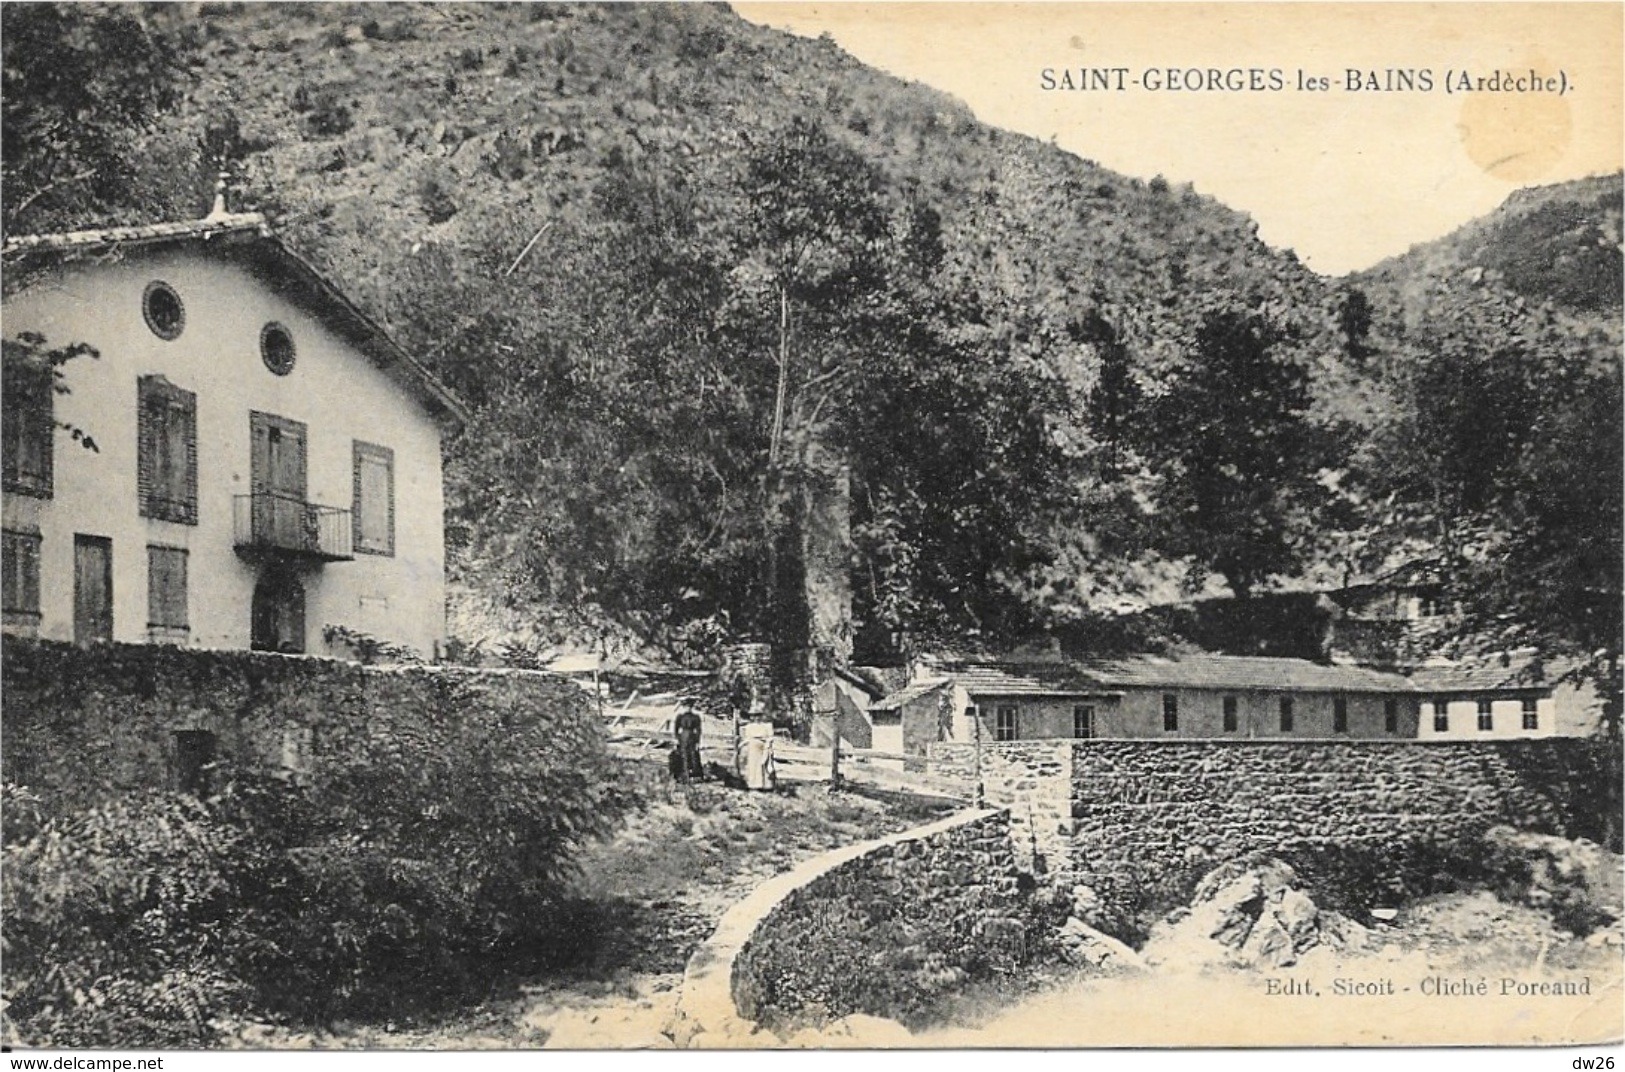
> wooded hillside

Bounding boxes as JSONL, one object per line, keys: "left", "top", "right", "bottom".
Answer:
{"left": 3, "top": 3, "right": 1618, "bottom": 684}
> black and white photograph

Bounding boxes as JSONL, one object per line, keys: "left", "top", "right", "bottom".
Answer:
{"left": 1, "top": 1, "right": 1620, "bottom": 1061}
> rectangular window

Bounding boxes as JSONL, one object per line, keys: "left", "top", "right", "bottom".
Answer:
{"left": 352, "top": 442, "right": 395, "bottom": 556}
{"left": 1333, "top": 697, "right": 1349, "bottom": 734}
{"left": 138, "top": 376, "right": 198, "bottom": 524}
{"left": 3, "top": 358, "right": 53, "bottom": 498}
{"left": 147, "top": 545, "right": 188, "bottom": 641}
{"left": 2, "top": 529, "right": 42, "bottom": 630}
{"left": 1279, "top": 697, "right": 1294, "bottom": 733}
{"left": 1477, "top": 699, "right": 1494, "bottom": 732}
{"left": 1222, "top": 696, "right": 1238, "bottom": 732}
{"left": 995, "top": 705, "right": 1018, "bottom": 742}
{"left": 1522, "top": 698, "right": 1539, "bottom": 731}
{"left": 1073, "top": 705, "right": 1095, "bottom": 740}
{"left": 1432, "top": 700, "right": 1450, "bottom": 733}
{"left": 1162, "top": 694, "right": 1178, "bottom": 732}
{"left": 1384, "top": 698, "right": 1399, "bottom": 734}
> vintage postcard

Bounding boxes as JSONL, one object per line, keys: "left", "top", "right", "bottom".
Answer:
{"left": 0, "top": 1, "right": 1619, "bottom": 1068}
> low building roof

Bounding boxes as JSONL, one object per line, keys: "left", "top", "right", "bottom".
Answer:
{"left": 834, "top": 665, "right": 890, "bottom": 699}
{"left": 932, "top": 660, "right": 1112, "bottom": 699}
{"left": 1074, "top": 653, "right": 1415, "bottom": 694}
{"left": 3, "top": 212, "right": 469, "bottom": 427}
{"left": 1407, "top": 654, "right": 1571, "bottom": 696}
{"left": 870, "top": 678, "right": 950, "bottom": 713}
{"left": 873, "top": 660, "right": 1116, "bottom": 711}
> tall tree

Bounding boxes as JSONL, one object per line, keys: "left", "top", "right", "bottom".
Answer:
{"left": 1144, "top": 305, "right": 1329, "bottom": 598}
{"left": 726, "top": 119, "right": 889, "bottom": 686}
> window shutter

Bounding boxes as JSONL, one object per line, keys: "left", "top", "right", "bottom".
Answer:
{"left": 352, "top": 442, "right": 395, "bottom": 556}
{"left": 138, "top": 377, "right": 159, "bottom": 515}
{"left": 147, "top": 546, "right": 188, "bottom": 631}
{"left": 3, "top": 530, "right": 42, "bottom": 617}
{"left": 138, "top": 377, "right": 198, "bottom": 525}
{"left": 173, "top": 388, "right": 197, "bottom": 524}
{"left": 6, "top": 363, "right": 54, "bottom": 498}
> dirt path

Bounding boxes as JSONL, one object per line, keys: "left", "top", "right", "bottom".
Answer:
{"left": 238, "top": 753, "right": 951, "bottom": 1049}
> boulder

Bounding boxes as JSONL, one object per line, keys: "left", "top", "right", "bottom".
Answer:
{"left": 1144, "top": 855, "right": 1372, "bottom": 972}
{"left": 1238, "top": 914, "right": 1296, "bottom": 968}
{"left": 1058, "top": 916, "right": 1147, "bottom": 971}
{"left": 1274, "top": 887, "right": 1322, "bottom": 950}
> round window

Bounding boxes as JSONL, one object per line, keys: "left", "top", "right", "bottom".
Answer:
{"left": 260, "top": 322, "right": 296, "bottom": 376}
{"left": 142, "top": 281, "right": 185, "bottom": 340}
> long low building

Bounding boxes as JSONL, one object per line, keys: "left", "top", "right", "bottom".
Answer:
{"left": 871, "top": 651, "right": 1580, "bottom": 754}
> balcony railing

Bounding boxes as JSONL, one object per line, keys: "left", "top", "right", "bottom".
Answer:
{"left": 233, "top": 492, "right": 353, "bottom": 562}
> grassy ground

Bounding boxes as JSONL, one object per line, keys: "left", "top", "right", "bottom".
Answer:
{"left": 229, "top": 750, "right": 951, "bottom": 1049}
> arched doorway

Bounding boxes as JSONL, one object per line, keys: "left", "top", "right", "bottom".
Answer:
{"left": 251, "top": 568, "right": 306, "bottom": 653}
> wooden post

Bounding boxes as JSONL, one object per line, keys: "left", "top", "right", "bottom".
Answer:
{"left": 828, "top": 709, "right": 841, "bottom": 790}
{"left": 972, "top": 702, "right": 984, "bottom": 808}
{"left": 732, "top": 706, "right": 743, "bottom": 777}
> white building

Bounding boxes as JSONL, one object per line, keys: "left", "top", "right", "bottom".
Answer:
{"left": 2, "top": 210, "right": 466, "bottom": 658}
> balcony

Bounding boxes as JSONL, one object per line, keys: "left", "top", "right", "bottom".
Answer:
{"left": 233, "top": 492, "right": 353, "bottom": 563}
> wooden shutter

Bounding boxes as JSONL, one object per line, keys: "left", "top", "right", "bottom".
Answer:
{"left": 147, "top": 546, "right": 188, "bottom": 631}
{"left": 2, "top": 529, "right": 41, "bottom": 620}
{"left": 139, "top": 376, "right": 198, "bottom": 525}
{"left": 4, "top": 362, "right": 52, "bottom": 498}
{"left": 352, "top": 442, "right": 395, "bottom": 555}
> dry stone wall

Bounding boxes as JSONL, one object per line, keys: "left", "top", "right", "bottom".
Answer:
{"left": 931, "top": 737, "right": 1617, "bottom": 919}
{"left": 673, "top": 808, "right": 1027, "bottom": 1043}
{"left": 1, "top": 637, "right": 593, "bottom": 813}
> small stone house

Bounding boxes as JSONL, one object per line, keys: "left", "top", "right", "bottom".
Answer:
{"left": 870, "top": 659, "right": 1117, "bottom": 754}
{"left": 2, "top": 209, "right": 467, "bottom": 658}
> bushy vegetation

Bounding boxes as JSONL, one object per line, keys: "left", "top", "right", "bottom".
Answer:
{"left": 2, "top": 704, "right": 629, "bottom": 1046}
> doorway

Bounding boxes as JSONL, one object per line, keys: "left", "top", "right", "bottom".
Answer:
{"left": 251, "top": 568, "right": 305, "bottom": 653}
{"left": 73, "top": 534, "right": 113, "bottom": 643}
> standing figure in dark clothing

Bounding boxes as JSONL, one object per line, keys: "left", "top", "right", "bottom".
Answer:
{"left": 672, "top": 703, "right": 704, "bottom": 782}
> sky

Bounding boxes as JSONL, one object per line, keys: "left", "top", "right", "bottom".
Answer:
{"left": 731, "top": 2, "right": 1623, "bottom": 275}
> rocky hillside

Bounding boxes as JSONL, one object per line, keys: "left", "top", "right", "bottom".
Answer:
{"left": 1359, "top": 173, "right": 1623, "bottom": 321}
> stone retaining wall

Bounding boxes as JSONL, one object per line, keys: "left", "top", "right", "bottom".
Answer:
{"left": 671, "top": 808, "right": 1026, "bottom": 1045}
{"left": 930, "top": 737, "right": 1618, "bottom": 919}
{"left": 1, "top": 637, "right": 593, "bottom": 813}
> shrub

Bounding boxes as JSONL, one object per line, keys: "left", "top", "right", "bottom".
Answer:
{"left": 2, "top": 786, "right": 247, "bottom": 1046}
{"left": 304, "top": 91, "right": 353, "bottom": 138}
{"left": 2, "top": 668, "right": 629, "bottom": 1041}
{"left": 417, "top": 170, "right": 459, "bottom": 224}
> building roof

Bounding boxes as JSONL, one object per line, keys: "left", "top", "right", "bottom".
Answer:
{"left": 931, "top": 660, "right": 1111, "bottom": 699}
{"left": 870, "top": 678, "right": 950, "bottom": 713}
{"left": 3, "top": 212, "right": 469, "bottom": 428}
{"left": 1074, "top": 652, "right": 1416, "bottom": 694}
{"left": 834, "top": 665, "right": 890, "bottom": 699}
{"left": 872, "top": 659, "right": 1115, "bottom": 712}
{"left": 1407, "top": 654, "right": 1569, "bottom": 695}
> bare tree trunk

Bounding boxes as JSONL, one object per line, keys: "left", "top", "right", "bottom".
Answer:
{"left": 769, "top": 284, "right": 790, "bottom": 467}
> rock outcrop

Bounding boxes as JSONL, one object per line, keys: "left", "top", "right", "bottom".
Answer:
{"left": 1142, "top": 855, "right": 1370, "bottom": 970}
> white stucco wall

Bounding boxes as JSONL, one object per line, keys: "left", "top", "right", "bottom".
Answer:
{"left": 1414, "top": 695, "right": 1558, "bottom": 740}
{"left": 2, "top": 245, "right": 449, "bottom": 657}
